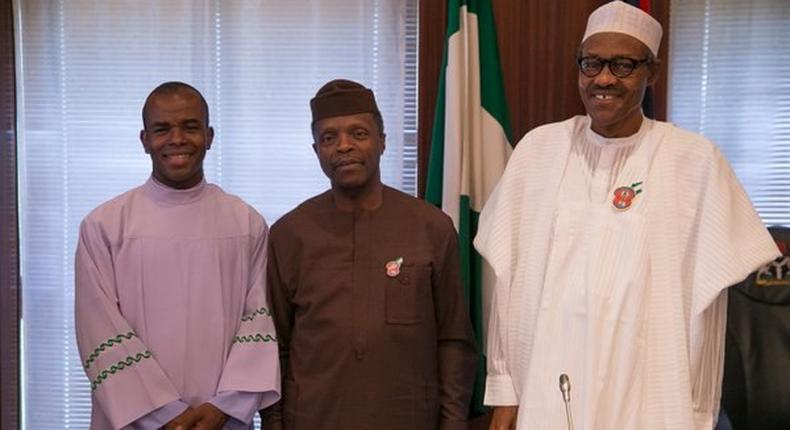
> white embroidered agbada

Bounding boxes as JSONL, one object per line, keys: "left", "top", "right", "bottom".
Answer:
{"left": 75, "top": 177, "right": 281, "bottom": 429}
{"left": 475, "top": 115, "right": 780, "bottom": 429}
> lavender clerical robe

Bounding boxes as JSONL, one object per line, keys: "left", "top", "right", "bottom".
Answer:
{"left": 75, "top": 177, "right": 280, "bottom": 429}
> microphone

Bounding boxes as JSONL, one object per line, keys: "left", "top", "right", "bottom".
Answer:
{"left": 559, "top": 373, "right": 574, "bottom": 430}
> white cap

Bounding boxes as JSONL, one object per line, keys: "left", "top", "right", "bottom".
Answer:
{"left": 582, "top": 1, "right": 663, "bottom": 56}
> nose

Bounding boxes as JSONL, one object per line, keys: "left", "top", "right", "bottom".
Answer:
{"left": 168, "top": 126, "right": 188, "bottom": 144}
{"left": 336, "top": 132, "right": 354, "bottom": 152}
{"left": 593, "top": 65, "right": 618, "bottom": 86}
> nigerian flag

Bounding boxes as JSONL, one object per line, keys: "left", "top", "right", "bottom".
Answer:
{"left": 425, "top": 0, "right": 513, "bottom": 417}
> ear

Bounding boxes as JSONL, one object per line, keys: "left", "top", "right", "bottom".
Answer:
{"left": 140, "top": 129, "right": 151, "bottom": 154}
{"left": 647, "top": 58, "right": 661, "bottom": 87}
{"left": 312, "top": 143, "right": 319, "bottom": 155}
{"left": 206, "top": 126, "right": 215, "bottom": 150}
{"left": 380, "top": 133, "right": 386, "bottom": 154}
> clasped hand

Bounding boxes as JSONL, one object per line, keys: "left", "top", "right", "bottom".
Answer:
{"left": 162, "top": 403, "right": 229, "bottom": 430}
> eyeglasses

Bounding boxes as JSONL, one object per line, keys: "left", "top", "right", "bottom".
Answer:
{"left": 577, "top": 56, "right": 652, "bottom": 78}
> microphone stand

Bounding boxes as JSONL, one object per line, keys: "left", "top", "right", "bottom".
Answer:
{"left": 559, "top": 373, "right": 575, "bottom": 430}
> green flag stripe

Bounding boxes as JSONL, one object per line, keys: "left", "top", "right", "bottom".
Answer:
{"left": 449, "top": 0, "right": 482, "bottom": 32}
{"left": 445, "top": 1, "right": 511, "bottom": 141}
{"left": 459, "top": 195, "right": 487, "bottom": 415}
{"left": 446, "top": 0, "right": 462, "bottom": 37}
{"left": 425, "top": 0, "right": 457, "bottom": 207}
{"left": 426, "top": 0, "right": 512, "bottom": 417}
{"left": 476, "top": 1, "right": 513, "bottom": 142}
{"left": 425, "top": 62, "right": 447, "bottom": 207}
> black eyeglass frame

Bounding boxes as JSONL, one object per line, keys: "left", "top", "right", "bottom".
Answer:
{"left": 577, "top": 56, "right": 653, "bottom": 78}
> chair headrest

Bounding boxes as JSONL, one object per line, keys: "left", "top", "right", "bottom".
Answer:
{"left": 732, "top": 226, "right": 790, "bottom": 305}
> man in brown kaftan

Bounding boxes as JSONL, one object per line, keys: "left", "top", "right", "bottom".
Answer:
{"left": 261, "top": 79, "right": 478, "bottom": 430}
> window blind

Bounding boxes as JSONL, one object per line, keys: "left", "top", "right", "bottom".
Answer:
{"left": 15, "top": 1, "right": 418, "bottom": 428}
{"left": 668, "top": 0, "right": 790, "bottom": 226}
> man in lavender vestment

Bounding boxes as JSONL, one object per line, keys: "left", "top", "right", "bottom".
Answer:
{"left": 74, "top": 82, "right": 280, "bottom": 430}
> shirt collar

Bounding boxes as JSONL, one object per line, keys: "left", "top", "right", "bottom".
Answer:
{"left": 143, "top": 175, "right": 208, "bottom": 205}
{"left": 584, "top": 114, "right": 653, "bottom": 148}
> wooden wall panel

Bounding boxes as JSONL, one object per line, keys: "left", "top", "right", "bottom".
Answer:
{"left": 418, "top": 0, "right": 670, "bottom": 196}
{"left": 418, "top": 0, "right": 447, "bottom": 198}
{"left": 652, "top": 0, "right": 670, "bottom": 122}
{"left": 0, "top": 0, "right": 19, "bottom": 427}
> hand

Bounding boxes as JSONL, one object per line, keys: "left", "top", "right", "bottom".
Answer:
{"left": 488, "top": 406, "right": 518, "bottom": 430}
{"left": 161, "top": 403, "right": 228, "bottom": 430}
{"left": 190, "top": 403, "right": 229, "bottom": 430}
{"left": 162, "top": 407, "right": 195, "bottom": 430}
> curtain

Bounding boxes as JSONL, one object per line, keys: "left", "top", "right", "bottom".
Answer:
{"left": 669, "top": 0, "right": 790, "bottom": 226}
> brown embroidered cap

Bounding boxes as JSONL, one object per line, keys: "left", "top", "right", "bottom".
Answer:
{"left": 310, "top": 79, "right": 380, "bottom": 124}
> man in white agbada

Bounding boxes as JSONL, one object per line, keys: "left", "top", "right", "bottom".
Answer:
{"left": 474, "top": 2, "right": 781, "bottom": 429}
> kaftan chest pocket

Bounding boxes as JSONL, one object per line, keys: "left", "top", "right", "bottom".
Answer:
{"left": 385, "top": 264, "right": 431, "bottom": 324}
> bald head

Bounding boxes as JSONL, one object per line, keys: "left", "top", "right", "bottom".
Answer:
{"left": 142, "top": 81, "right": 209, "bottom": 129}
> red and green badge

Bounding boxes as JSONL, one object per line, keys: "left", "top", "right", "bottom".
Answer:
{"left": 385, "top": 257, "right": 404, "bottom": 277}
{"left": 612, "top": 181, "right": 643, "bottom": 211}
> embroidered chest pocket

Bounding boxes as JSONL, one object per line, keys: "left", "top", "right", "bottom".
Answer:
{"left": 384, "top": 262, "right": 432, "bottom": 325}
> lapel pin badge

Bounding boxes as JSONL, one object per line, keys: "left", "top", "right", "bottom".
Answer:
{"left": 612, "top": 181, "right": 643, "bottom": 211}
{"left": 385, "top": 257, "right": 404, "bottom": 278}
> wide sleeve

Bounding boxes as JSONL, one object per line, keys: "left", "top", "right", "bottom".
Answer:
{"left": 474, "top": 169, "right": 519, "bottom": 406}
{"left": 690, "top": 291, "right": 727, "bottom": 429}
{"left": 215, "top": 219, "right": 281, "bottom": 412}
{"left": 74, "top": 218, "right": 182, "bottom": 429}
{"left": 434, "top": 219, "right": 479, "bottom": 429}
{"left": 260, "top": 232, "right": 292, "bottom": 430}
{"left": 480, "top": 274, "right": 518, "bottom": 406}
{"left": 686, "top": 150, "right": 780, "bottom": 425}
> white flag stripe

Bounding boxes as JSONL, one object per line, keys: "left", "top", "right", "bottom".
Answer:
{"left": 442, "top": 7, "right": 512, "bottom": 226}
{"left": 441, "top": 8, "right": 469, "bottom": 228}
{"left": 469, "top": 109, "right": 512, "bottom": 212}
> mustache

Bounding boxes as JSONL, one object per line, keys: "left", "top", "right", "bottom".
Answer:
{"left": 331, "top": 157, "right": 362, "bottom": 167}
{"left": 589, "top": 84, "right": 619, "bottom": 91}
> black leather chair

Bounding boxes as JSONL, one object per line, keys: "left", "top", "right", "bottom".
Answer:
{"left": 719, "top": 226, "right": 790, "bottom": 430}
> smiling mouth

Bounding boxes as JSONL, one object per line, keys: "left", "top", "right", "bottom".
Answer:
{"left": 593, "top": 94, "right": 616, "bottom": 100}
{"left": 334, "top": 159, "right": 361, "bottom": 169}
{"left": 162, "top": 153, "right": 194, "bottom": 167}
{"left": 164, "top": 153, "right": 192, "bottom": 159}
